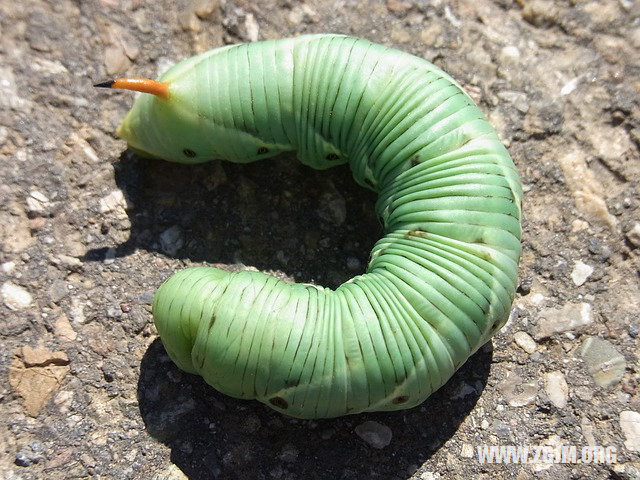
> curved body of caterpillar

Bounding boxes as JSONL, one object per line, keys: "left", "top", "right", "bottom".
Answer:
{"left": 112, "top": 34, "right": 522, "bottom": 418}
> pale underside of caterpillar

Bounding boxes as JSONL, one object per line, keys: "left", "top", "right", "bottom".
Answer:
{"left": 105, "top": 34, "right": 522, "bottom": 419}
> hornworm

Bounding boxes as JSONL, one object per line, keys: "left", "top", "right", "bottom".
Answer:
{"left": 98, "top": 34, "right": 522, "bottom": 419}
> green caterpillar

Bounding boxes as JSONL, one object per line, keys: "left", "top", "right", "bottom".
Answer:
{"left": 98, "top": 34, "right": 522, "bottom": 418}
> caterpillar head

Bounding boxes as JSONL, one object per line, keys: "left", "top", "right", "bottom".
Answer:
{"left": 96, "top": 78, "right": 216, "bottom": 164}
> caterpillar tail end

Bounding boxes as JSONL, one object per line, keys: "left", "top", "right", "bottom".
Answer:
{"left": 152, "top": 266, "right": 230, "bottom": 375}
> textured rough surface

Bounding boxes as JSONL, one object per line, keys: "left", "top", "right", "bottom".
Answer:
{"left": 0, "top": 0, "right": 639, "bottom": 479}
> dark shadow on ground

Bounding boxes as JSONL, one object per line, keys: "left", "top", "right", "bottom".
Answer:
{"left": 138, "top": 338, "right": 493, "bottom": 480}
{"left": 85, "top": 151, "right": 382, "bottom": 289}
{"left": 102, "top": 151, "right": 491, "bottom": 478}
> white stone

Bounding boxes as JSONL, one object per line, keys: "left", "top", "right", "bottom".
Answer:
{"left": 460, "top": 443, "right": 474, "bottom": 458}
{"left": 1, "top": 261, "right": 15, "bottom": 274}
{"left": 571, "top": 260, "right": 594, "bottom": 286}
{"left": 32, "top": 58, "right": 69, "bottom": 75}
{"left": 420, "top": 472, "right": 441, "bottom": 480}
{"left": 544, "top": 371, "right": 568, "bottom": 408}
{"left": 534, "top": 302, "right": 592, "bottom": 339}
{"left": 26, "top": 194, "right": 47, "bottom": 214}
{"left": 99, "top": 190, "right": 127, "bottom": 214}
{"left": 560, "top": 77, "right": 580, "bottom": 96}
{"left": 1, "top": 282, "right": 33, "bottom": 310}
{"left": 30, "top": 191, "right": 50, "bottom": 203}
{"left": 0, "top": 66, "right": 31, "bottom": 112}
{"left": 83, "top": 145, "right": 99, "bottom": 162}
{"left": 70, "top": 296, "right": 86, "bottom": 324}
{"left": 530, "top": 292, "right": 546, "bottom": 305}
{"left": 244, "top": 13, "right": 259, "bottom": 42}
{"left": 514, "top": 331, "right": 537, "bottom": 354}
{"left": 499, "top": 45, "right": 520, "bottom": 63}
{"left": 620, "top": 411, "right": 640, "bottom": 452}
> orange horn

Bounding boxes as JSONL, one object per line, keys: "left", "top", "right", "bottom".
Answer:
{"left": 94, "top": 78, "right": 170, "bottom": 99}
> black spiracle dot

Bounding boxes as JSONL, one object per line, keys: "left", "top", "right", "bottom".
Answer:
{"left": 392, "top": 395, "right": 409, "bottom": 405}
{"left": 183, "top": 148, "right": 196, "bottom": 158}
{"left": 325, "top": 153, "right": 340, "bottom": 161}
{"left": 257, "top": 147, "right": 269, "bottom": 155}
{"left": 268, "top": 396, "right": 288, "bottom": 409}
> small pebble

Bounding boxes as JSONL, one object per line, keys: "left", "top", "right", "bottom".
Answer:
{"left": 15, "top": 452, "right": 32, "bottom": 467}
{"left": 346, "top": 257, "right": 361, "bottom": 271}
{"left": 533, "top": 302, "right": 592, "bottom": 340}
{"left": 159, "top": 226, "right": 184, "bottom": 256}
{"left": 1, "top": 261, "right": 16, "bottom": 274}
{"left": 244, "top": 13, "right": 259, "bottom": 42}
{"left": 26, "top": 190, "right": 50, "bottom": 214}
{"left": 499, "top": 45, "right": 520, "bottom": 64}
{"left": 544, "top": 371, "right": 569, "bottom": 408}
{"left": 451, "top": 382, "right": 476, "bottom": 400}
{"left": 460, "top": 443, "right": 474, "bottom": 458}
{"left": 151, "top": 464, "right": 189, "bottom": 480}
{"left": 499, "top": 372, "right": 538, "bottom": 407}
{"left": 317, "top": 191, "right": 347, "bottom": 225}
{"left": 54, "top": 315, "right": 77, "bottom": 341}
{"left": 104, "top": 45, "right": 130, "bottom": 76}
{"left": 420, "top": 472, "right": 441, "bottom": 480}
{"left": 56, "top": 254, "right": 82, "bottom": 270}
{"left": 514, "top": 331, "right": 537, "bottom": 354}
{"left": 2, "top": 282, "right": 33, "bottom": 310}
{"left": 48, "top": 280, "right": 68, "bottom": 304}
{"left": 560, "top": 77, "right": 580, "bottom": 96}
{"left": 571, "top": 260, "right": 594, "bottom": 286}
{"left": 99, "top": 190, "right": 126, "bottom": 214}
{"left": 355, "top": 421, "right": 392, "bottom": 449}
{"left": 138, "top": 290, "right": 155, "bottom": 305}
{"left": 580, "top": 337, "right": 626, "bottom": 388}
{"left": 620, "top": 411, "right": 640, "bottom": 452}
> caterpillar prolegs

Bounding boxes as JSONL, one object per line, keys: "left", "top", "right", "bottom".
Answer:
{"left": 101, "top": 34, "right": 522, "bottom": 418}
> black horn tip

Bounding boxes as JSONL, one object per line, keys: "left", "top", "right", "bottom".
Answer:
{"left": 94, "top": 80, "right": 115, "bottom": 88}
